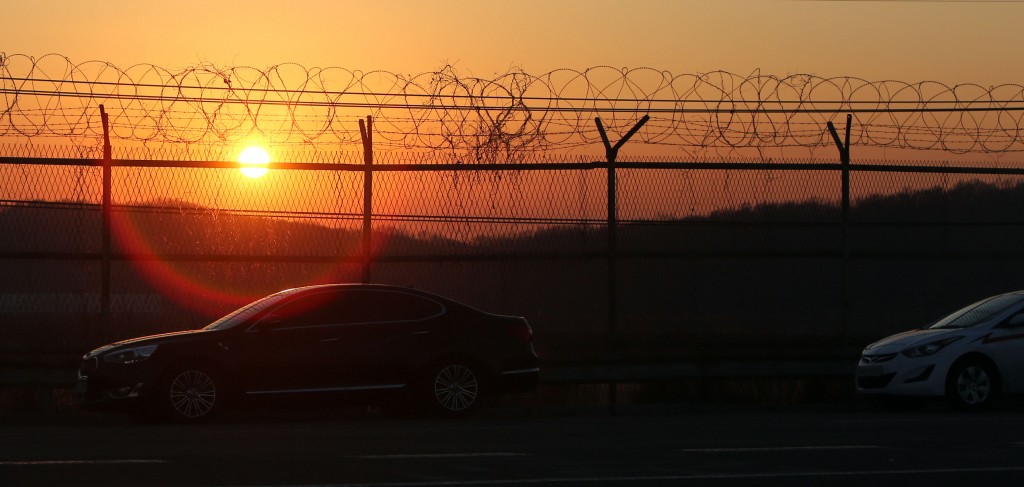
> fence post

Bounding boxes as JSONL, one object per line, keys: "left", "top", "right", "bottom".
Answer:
{"left": 827, "top": 114, "right": 852, "bottom": 346}
{"left": 596, "top": 118, "right": 618, "bottom": 337}
{"left": 100, "top": 105, "right": 112, "bottom": 338}
{"left": 359, "top": 116, "right": 374, "bottom": 284}
{"left": 595, "top": 115, "right": 649, "bottom": 411}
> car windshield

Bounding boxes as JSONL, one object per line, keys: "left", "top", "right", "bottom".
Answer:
{"left": 202, "top": 292, "right": 292, "bottom": 331}
{"left": 928, "top": 293, "right": 1024, "bottom": 330}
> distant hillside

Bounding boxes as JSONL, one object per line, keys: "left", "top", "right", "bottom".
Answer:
{"left": 5, "top": 179, "right": 1021, "bottom": 260}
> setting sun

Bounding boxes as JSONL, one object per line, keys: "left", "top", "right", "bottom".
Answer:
{"left": 238, "top": 146, "right": 270, "bottom": 178}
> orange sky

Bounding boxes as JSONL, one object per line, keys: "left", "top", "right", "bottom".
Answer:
{"left": 5, "top": 0, "right": 1024, "bottom": 308}
{"left": 4, "top": 0, "right": 1023, "bottom": 85}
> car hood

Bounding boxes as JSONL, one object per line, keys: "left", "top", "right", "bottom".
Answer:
{"left": 85, "top": 329, "right": 213, "bottom": 358}
{"left": 863, "top": 328, "right": 962, "bottom": 354}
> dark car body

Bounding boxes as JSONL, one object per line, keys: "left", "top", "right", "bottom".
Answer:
{"left": 77, "top": 284, "right": 539, "bottom": 420}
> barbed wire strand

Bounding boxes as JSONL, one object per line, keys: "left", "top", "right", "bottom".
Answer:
{"left": 2, "top": 53, "right": 1024, "bottom": 159}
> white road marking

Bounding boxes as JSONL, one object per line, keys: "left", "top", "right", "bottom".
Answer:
{"left": 346, "top": 453, "right": 527, "bottom": 459}
{"left": 681, "top": 445, "right": 880, "bottom": 453}
{"left": 0, "top": 459, "right": 168, "bottom": 466}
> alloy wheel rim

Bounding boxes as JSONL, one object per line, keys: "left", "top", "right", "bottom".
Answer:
{"left": 433, "top": 365, "right": 479, "bottom": 411}
{"left": 169, "top": 369, "right": 217, "bottom": 418}
{"left": 956, "top": 366, "right": 991, "bottom": 405}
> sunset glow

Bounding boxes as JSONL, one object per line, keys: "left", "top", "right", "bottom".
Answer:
{"left": 7, "top": 0, "right": 1024, "bottom": 437}
{"left": 238, "top": 146, "right": 270, "bottom": 178}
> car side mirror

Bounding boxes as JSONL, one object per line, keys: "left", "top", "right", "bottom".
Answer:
{"left": 1009, "top": 314, "right": 1024, "bottom": 327}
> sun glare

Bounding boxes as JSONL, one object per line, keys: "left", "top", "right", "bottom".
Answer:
{"left": 238, "top": 146, "right": 270, "bottom": 178}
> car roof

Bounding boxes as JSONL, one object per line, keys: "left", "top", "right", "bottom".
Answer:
{"left": 280, "top": 283, "right": 424, "bottom": 294}
{"left": 274, "top": 283, "right": 455, "bottom": 303}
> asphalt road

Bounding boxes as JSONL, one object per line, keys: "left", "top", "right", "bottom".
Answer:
{"left": 2, "top": 407, "right": 1024, "bottom": 486}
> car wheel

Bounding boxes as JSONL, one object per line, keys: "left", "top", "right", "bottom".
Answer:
{"left": 946, "top": 359, "right": 999, "bottom": 412}
{"left": 158, "top": 364, "right": 223, "bottom": 422}
{"left": 424, "top": 362, "right": 484, "bottom": 418}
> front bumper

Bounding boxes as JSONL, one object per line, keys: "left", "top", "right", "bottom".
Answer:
{"left": 855, "top": 353, "right": 950, "bottom": 397}
{"left": 76, "top": 358, "right": 155, "bottom": 411}
{"left": 77, "top": 379, "right": 147, "bottom": 412}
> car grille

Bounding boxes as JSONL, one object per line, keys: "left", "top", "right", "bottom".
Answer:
{"left": 857, "top": 373, "right": 896, "bottom": 390}
{"left": 860, "top": 353, "right": 897, "bottom": 365}
{"left": 78, "top": 357, "right": 98, "bottom": 378}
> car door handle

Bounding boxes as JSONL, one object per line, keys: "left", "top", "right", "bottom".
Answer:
{"left": 319, "top": 338, "right": 339, "bottom": 343}
{"left": 412, "top": 331, "right": 430, "bottom": 335}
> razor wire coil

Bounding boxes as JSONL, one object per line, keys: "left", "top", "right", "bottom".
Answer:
{"left": 2, "top": 53, "right": 1024, "bottom": 158}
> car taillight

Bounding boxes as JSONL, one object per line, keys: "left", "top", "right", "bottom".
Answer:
{"left": 508, "top": 320, "right": 533, "bottom": 344}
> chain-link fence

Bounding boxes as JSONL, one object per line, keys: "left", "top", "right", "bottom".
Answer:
{"left": 4, "top": 140, "right": 1024, "bottom": 387}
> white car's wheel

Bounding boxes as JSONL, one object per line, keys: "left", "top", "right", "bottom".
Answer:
{"left": 946, "top": 359, "right": 999, "bottom": 412}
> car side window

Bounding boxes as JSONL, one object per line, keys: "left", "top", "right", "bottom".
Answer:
{"left": 262, "top": 290, "right": 339, "bottom": 330}
{"left": 258, "top": 289, "right": 444, "bottom": 330}
{"left": 344, "top": 290, "right": 444, "bottom": 323}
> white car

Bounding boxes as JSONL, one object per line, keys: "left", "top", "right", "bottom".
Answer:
{"left": 857, "top": 290, "right": 1024, "bottom": 411}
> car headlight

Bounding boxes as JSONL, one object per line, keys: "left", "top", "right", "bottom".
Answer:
{"left": 103, "top": 345, "right": 159, "bottom": 365}
{"left": 902, "top": 337, "right": 962, "bottom": 358}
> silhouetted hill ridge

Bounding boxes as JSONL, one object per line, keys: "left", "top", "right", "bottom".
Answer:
{"left": 3, "top": 179, "right": 1023, "bottom": 258}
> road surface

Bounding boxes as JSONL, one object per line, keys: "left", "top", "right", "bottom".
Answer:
{"left": 2, "top": 407, "right": 1023, "bottom": 486}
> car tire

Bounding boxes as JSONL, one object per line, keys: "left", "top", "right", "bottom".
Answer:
{"left": 946, "top": 358, "right": 999, "bottom": 412}
{"left": 157, "top": 363, "right": 224, "bottom": 423}
{"left": 422, "top": 361, "right": 485, "bottom": 418}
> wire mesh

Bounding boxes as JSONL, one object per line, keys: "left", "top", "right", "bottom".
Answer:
{"left": 3, "top": 154, "right": 1024, "bottom": 351}
{"left": 6, "top": 54, "right": 1024, "bottom": 362}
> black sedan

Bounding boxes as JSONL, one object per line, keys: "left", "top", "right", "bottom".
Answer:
{"left": 77, "top": 284, "right": 539, "bottom": 422}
